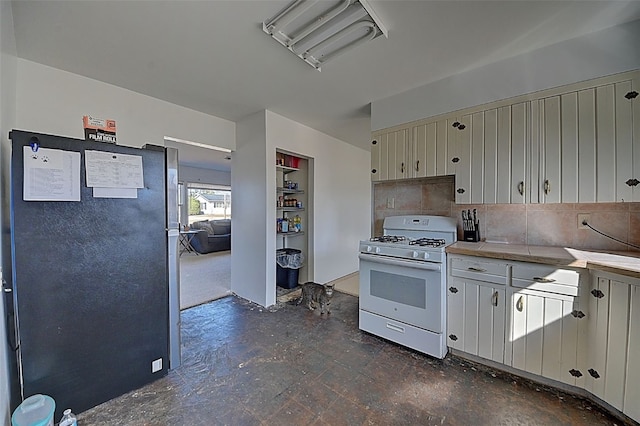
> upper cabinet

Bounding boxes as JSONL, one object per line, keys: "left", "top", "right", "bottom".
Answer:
{"left": 371, "top": 70, "right": 639, "bottom": 204}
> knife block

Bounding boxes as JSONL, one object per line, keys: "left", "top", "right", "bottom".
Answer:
{"left": 464, "top": 227, "right": 480, "bottom": 242}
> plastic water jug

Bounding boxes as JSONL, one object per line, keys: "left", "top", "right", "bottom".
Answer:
{"left": 11, "top": 394, "right": 55, "bottom": 426}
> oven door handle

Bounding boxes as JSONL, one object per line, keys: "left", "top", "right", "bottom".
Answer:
{"left": 359, "top": 253, "right": 442, "bottom": 272}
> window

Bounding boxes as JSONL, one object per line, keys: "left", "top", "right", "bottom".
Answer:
{"left": 187, "top": 184, "right": 231, "bottom": 224}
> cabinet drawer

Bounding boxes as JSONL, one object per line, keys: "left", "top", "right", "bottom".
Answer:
{"left": 450, "top": 256, "right": 508, "bottom": 285}
{"left": 511, "top": 263, "right": 582, "bottom": 296}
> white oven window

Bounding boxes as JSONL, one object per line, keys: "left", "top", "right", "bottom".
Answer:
{"left": 370, "top": 271, "right": 426, "bottom": 309}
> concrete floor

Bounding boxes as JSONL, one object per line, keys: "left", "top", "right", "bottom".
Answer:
{"left": 78, "top": 292, "right": 624, "bottom": 425}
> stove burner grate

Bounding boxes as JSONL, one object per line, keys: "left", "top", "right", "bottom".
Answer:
{"left": 409, "top": 238, "right": 447, "bottom": 248}
{"left": 370, "top": 235, "right": 407, "bottom": 243}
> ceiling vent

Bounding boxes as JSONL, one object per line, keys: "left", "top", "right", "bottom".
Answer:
{"left": 263, "top": 0, "right": 387, "bottom": 71}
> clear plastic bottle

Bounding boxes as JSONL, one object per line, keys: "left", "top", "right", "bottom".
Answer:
{"left": 59, "top": 408, "right": 78, "bottom": 426}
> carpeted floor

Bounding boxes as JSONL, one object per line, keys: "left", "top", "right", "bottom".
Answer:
{"left": 179, "top": 250, "right": 231, "bottom": 310}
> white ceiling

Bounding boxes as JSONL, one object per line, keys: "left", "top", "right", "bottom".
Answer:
{"left": 10, "top": 1, "right": 640, "bottom": 172}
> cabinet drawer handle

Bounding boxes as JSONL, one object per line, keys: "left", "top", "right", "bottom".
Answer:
{"left": 532, "top": 277, "right": 556, "bottom": 283}
{"left": 492, "top": 291, "right": 499, "bottom": 307}
{"left": 401, "top": 162, "right": 405, "bottom": 173}
{"left": 588, "top": 368, "right": 600, "bottom": 379}
{"left": 371, "top": 169, "right": 377, "bottom": 174}
{"left": 544, "top": 179, "right": 551, "bottom": 194}
{"left": 386, "top": 323, "right": 405, "bottom": 333}
{"left": 517, "top": 181, "right": 524, "bottom": 196}
{"left": 467, "top": 267, "right": 487, "bottom": 272}
{"left": 569, "top": 369, "right": 583, "bottom": 378}
{"left": 516, "top": 296, "right": 524, "bottom": 312}
{"left": 449, "top": 287, "right": 459, "bottom": 294}
{"left": 449, "top": 334, "right": 458, "bottom": 341}
{"left": 591, "top": 289, "right": 605, "bottom": 298}
{"left": 415, "top": 160, "right": 419, "bottom": 172}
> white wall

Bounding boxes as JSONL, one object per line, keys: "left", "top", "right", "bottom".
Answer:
{"left": 179, "top": 165, "right": 231, "bottom": 187}
{"left": 232, "top": 111, "right": 272, "bottom": 306}
{"left": 266, "top": 111, "right": 371, "bottom": 285}
{"left": 0, "top": 0, "right": 17, "bottom": 422}
{"left": 16, "top": 59, "right": 235, "bottom": 151}
{"left": 372, "top": 19, "right": 640, "bottom": 131}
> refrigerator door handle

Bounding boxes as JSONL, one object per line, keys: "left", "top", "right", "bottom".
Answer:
{"left": 2, "top": 278, "right": 19, "bottom": 351}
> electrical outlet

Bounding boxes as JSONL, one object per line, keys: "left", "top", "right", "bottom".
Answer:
{"left": 152, "top": 358, "right": 162, "bottom": 373}
{"left": 386, "top": 198, "right": 395, "bottom": 209}
{"left": 578, "top": 214, "right": 591, "bottom": 229}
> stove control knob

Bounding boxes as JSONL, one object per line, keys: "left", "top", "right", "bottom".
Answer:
{"left": 412, "top": 251, "right": 419, "bottom": 258}
{"left": 375, "top": 247, "right": 381, "bottom": 254}
{"left": 423, "top": 252, "right": 430, "bottom": 260}
{"left": 366, "top": 246, "right": 372, "bottom": 253}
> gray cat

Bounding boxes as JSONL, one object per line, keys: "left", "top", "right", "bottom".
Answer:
{"left": 295, "top": 282, "right": 334, "bottom": 314}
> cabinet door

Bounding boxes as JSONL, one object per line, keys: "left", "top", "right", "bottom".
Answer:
{"left": 412, "top": 122, "right": 437, "bottom": 178}
{"left": 451, "top": 115, "right": 472, "bottom": 204}
{"left": 375, "top": 128, "right": 411, "bottom": 181}
{"left": 435, "top": 119, "right": 449, "bottom": 176}
{"left": 508, "top": 288, "right": 582, "bottom": 386}
{"left": 510, "top": 102, "right": 528, "bottom": 204}
{"left": 614, "top": 76, "right": 640, "bottom": 202}
{"left": 624, "top": 285, "right": 640, "bottom": 423}
{"left": 371, "top": 133, "right": 389, "bottom": 181}
{"left": 447, "top": 277, "right": 505, "bottom": 363}
{"left": 370, "top": 137, "right": 383, "bottom": 181}
{"left": 539, "top": 96, "right": 562, "bottom": 203}
{"left": 585, "top": 277, "right": 630, "bottom": 412}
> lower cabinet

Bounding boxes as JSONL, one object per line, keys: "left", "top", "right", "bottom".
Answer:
{"left": 447, "top": 277, "right": 505, "bottom": 363}
{"left": 587, "top": 272, "right": 639, "bottom": 423}
{"left": 505, "top": 287, "right": 587, "bottom": 387}
{"left": 447, "top": 255, "right": 640, "bottom": 424}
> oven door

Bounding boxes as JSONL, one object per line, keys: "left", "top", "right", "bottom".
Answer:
{"left": 359, "top": 253, "right": 444, "bottom": 333}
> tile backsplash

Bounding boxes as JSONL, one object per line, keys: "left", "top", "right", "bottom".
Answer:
{"left": 373, "top": 176, "right": 640, "bottom": 251}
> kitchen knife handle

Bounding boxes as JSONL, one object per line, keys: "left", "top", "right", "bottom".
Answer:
{"left": 533, "top": 277, "right": 556, "bottom": 283}
{"left": 516, "top": 296, "right": 524, "bottom": 312}
{"left": 492, "top": 291, "right": 499, "bottom": 307}
{"left": 517, "top": 181, "right": 524, "bottom": 196}
{"left": 544, "top": 179, "right": 551, "bottom": 194}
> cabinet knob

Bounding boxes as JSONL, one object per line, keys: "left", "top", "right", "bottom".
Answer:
{"left": 516, "top": 296, "right": 524, "bottom": 312}
{"left": 451, "top": 157, "right": 460, "bottom": 163}
{"left": 571, "top": 310, "right": 585, "bottom": 319}
{"left": 449, "top": 334, "right": 458, "bottom": 341}
{"left": 591, "top": 289, "right": 605, "bottom": 298}
{"left": 401, "top": 162, "right": 404, "bottom": 173}
{"left": 492, "top": 291, "right": 499, "bottom": 307}
{"left": 415, "top": 160, "right": 419, "bottom": 172}
{"left": 456, "top": 188, "right": 465, "bottom": 194}
{"left": 371, "top": 169, "right": 377, "bottom": 174}
{"left": 626, "top": 178, "right": 639, "bottom": 187}
{"left": 372, "top": 140, "right": 378, "bottom": 145}
{"left": 544, "top": 180, "right": 551, "bottom": 195}
{"left": 517, "top": 181, "right": 524, "bottom": 196}
{"left": 588, "top": 368, "right": 600, "bottom": 379}
{"left": 449, "top": 287, "right": 458, "bottom": 294}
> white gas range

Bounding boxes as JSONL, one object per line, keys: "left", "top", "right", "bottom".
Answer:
{"left": 358, "top": 215, "right": 457, "bottom": 359}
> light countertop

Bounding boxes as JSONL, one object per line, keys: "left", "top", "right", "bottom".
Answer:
{"left": 446, "top": 242, "right": 640, "bottom": 280}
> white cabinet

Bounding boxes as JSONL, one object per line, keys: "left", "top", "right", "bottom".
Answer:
{"left": 411, "top": 119, "right": 449, "bottom": 178}
{"left": 532, "top": 73, "right": 640, "bottom": 203}
{"left": 447, "top": 256, "right": 508, "bottom": 363}
{"left": 370, "top": 127, "right": 411, "bottom": 181}
{"left": 372, "top": 70, "right": 639, "bottom": 203}
{"left": 506, "top": 261, "right": 587, "bottom": 387}
{"left": 624, "top": 283, "right": 640, "bottom": 423}
{"left": 586, "top": 273, "right": 639, "bottom": 419}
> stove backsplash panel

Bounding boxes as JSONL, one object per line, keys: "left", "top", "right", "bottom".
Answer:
{"left": 373, "top": 177, "right": 640, "bottom": 252}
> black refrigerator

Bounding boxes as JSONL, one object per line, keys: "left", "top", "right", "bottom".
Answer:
{"left": 5, "top": 130, "right": 179, "bottom": 420}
